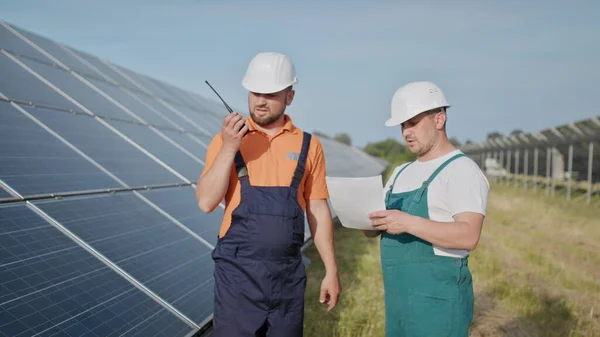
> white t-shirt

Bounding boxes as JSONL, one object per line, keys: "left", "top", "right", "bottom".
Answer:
{"left": 383, "top": 149, "right": 490, "bottom": 258}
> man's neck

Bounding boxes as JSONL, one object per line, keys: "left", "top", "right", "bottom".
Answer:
{"left": 418, "top": 137, "right": 457, "bottom": 162}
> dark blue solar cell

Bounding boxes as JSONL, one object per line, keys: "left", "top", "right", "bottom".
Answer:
{"left": 130, "top": 92, "right": 217, "bottom": 138}
{"left": 24, "top": 106, "right": 183, "bottom": 188}
{"left": 0, "top": 52, "right": 80, "bottom": 110}
{"left": 117, "top": 69, "right": 178, "bottom": 101}
{"left": 15, "top": 55, "right": 133, "bottom": 120}
{"left": 0, "top": 101, "right": 121, "bottom": 197}
{"left": 0, "top": 188, "right": 12, "bottom": 200}
{"left": 151, "top": 81, "right": 200, "bottom": 109}
{"left": 103, "top": 119, "right": 205, "bottom": 183}
{"left": 170, "top": 104, "right": 222, "bottom": 136}
{"left": 0, "top": 23, "right": 48, "bottom": 59}
{"left": 66, "top": 48, "right": 137, "bottom": 87}
{"left": 159, "top": 128, "right": 211, "bottom": 162}
{"left": 11, "top": 25, "right": 97, "bottom": 76}
{"left": 138, "top": 186, "right": 223, "bottom": 246}
{"left": 33, "top": 192, "right": 216, "bottom": 326}
{"left": 0, "top": 203, "right": 194, "bottom": 337}
{"left": 186, "top": 92, "right": 229, "bottom": 120}
{"left": 84, "top": 77, "right": 182, "bottom": 128}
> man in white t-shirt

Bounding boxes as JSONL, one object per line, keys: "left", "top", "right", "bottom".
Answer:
{"left": 365, "top": 81, "right": 489, "bottom": 336}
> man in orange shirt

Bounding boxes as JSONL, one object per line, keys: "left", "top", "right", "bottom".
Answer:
{"left": 196, "top": 51, "right": 341, "bottom": 337}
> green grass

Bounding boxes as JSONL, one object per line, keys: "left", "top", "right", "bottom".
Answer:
{"left": 303, "top": 221, "right": 385, "bottom": 337}
{"left": 303, "top": 180, "right": 600, "bottom": 337}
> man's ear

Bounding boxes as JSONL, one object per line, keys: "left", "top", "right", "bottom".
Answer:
{"left": 286, "top": 88, "right": 295, "bottom": 106}
{"left": 436, "top": 109, "right": 447, "bottom": 130}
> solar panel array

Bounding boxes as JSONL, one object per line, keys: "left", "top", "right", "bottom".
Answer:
{"left": 460, "top": 116, "right": 599, "bottom": 203}
{"left": 0, "top": 21, "right": 388, "bottom": 337}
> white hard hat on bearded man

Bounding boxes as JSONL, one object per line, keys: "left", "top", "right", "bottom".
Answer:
{"left": 242, "top": 52, "right": 298, "bottom": 94}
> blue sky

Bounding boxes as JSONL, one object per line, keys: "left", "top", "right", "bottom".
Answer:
{"left": 1, "top": 0, "right": 599, "bottom": 148}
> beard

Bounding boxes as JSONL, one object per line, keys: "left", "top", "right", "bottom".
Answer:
{"left": 249, "top": 107, "right": 286, "bottom": 126}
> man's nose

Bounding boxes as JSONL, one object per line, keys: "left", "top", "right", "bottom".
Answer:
{"left": 402, "top": 126, "right": 410, "bottom": 137}
{"left": 256, "top": 95, "right": 267, "bottom": 105}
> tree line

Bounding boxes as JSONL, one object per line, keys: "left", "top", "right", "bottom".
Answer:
{"left": 313, "top": 130, "right": 518, "bottom": 181}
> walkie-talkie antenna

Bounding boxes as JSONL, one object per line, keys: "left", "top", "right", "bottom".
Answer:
{"left": 205, "top": 80, "right": 234, "bottom": 113}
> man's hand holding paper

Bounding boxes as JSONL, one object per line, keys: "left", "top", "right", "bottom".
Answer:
{"left": 325, "top": 175, "right": 385, "bottom": 231}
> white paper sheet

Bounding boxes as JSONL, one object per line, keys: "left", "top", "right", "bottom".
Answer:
{"left": 325, "top": 175, "right": 386, "bottom": 231}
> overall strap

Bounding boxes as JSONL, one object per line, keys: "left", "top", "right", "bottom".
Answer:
{"left": 413, "top": 152, "right": 465, "bottom": 203}
{"left": 388, "top": 161, "right": 414, "bottom": 192}
{"left": 425, "top": 153, "right": 466, "bottom": 184}
{"left": 234, "top": 150, "right": 248, "bottom": 179}
{"left": 290, "top": 132, "right": 312, "bottom": 190}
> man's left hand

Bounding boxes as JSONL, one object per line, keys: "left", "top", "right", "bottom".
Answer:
{"left": 368, "top": 210, "right": 413, "bottom": 235}
{"left": 320, "top": 272, "right": 341, "bottom": 311}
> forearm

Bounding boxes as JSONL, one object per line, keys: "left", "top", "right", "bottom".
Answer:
{"left": 307, "top": 204, "right": 338, "bottom": 275}
{"left": 196, "top": 148, "right": 235, "bottom": 212}
{"left": 407, "top": 215, "right": 479, "bottom": 251}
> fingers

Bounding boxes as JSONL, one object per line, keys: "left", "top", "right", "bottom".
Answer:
{"left": 369, "top": 217, "right": 387, "bottom": 227}
{"left": 233, "top": 116, "right": 246, "bottom": 133}
{"left": 237, "top": 123, "right": 249, "bottom": 137}
{"left": 368, "top": 210, "right": 387, "bottom": 219}
{"left": 320, "top": 280, "right": 341, "bottom": 312}
{"left": 319, "top": 286, "right": 327, "bottom": 304}
{"left": 327, "top": 291, "right": 339, "bottom": 311}
{"left": 225, "top": 113, "right": 243, "bottom": 129}
{"left": 222, "top": 113, "right": 247, "bottom": 138}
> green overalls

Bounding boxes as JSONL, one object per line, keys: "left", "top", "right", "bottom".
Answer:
{"left": 380, "top": 153, "right": 474, "bottom": 337}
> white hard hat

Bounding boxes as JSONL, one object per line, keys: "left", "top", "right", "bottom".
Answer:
{"left": 242, "top": 52, "right": 298, "bottom": 94}
{"left": 385, "top": 81, "right": 451, "bottom": 127}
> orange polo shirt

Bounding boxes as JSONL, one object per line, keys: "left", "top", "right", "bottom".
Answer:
{"left": 201, "top": 114, "right": 329, "bottom": 238}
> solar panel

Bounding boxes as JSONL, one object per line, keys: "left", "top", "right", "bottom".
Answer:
{"left": 9, "top": 103, "right": 184, "bottom": 188}
{"left": 0, "top": 204, "right": 195, "bottom": 337}
{"left": 32, "top": 193, "right": 215, "bottom": 325}
{"left": 137, "top": 187, "right": 224, "bottom": 247}
{"left": 0, "top": 188, "right": 12, "bottom": 200}
{"left": 0, "top": 20, "right": 389, "bottom": 336}
{"left": 0, "top": 101, "right": 121, "bottom": 196}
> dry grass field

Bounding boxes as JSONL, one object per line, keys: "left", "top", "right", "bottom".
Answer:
{"left": 303, "top": 181, "right": 600, "bottom": 337}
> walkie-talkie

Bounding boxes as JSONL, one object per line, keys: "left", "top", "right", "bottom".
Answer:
{"left": 205, "top": 80, "right": 248, "bottom": 136}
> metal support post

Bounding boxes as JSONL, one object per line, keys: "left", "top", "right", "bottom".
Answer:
{"left": 515, "top": 149, "right": 520, "bottom": 187}
{"left": 567, "top": 144, "right": 573, "bottom": 201}
{"left": 546, "top": 147, "right": 551, "bottom": 196}
{"left": 507, "top": 150, "right": 512, "bottom": 185}
{"left": 551, "top": 147, "right": 557, "bottom": 197}
{"left": 587, "top": 142, "right": 594, "bottom": 204}
{"left": 524, "top": 149, "right": 529, "bottom": 190}
{"left": 500, "top": 151, "right": 505, "bottom": 184}
{"left": 534, "top": 148, "right": 539, "bottom": 191}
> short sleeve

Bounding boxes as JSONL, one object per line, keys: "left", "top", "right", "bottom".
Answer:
{"left": 200, "top": 134, "right": 223, "bottom": 178}
{"left": 446, "top": 159, "right": 490, "bottom": 217}
{"left": 303, "top": 136, "right": 329, "bottom": 200}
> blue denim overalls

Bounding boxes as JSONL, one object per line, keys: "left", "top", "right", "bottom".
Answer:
{"left": 211, "top": 132, "right": 312, "bottom": 337}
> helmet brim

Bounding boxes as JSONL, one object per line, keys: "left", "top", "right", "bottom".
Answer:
{"left": 385, "top": 104, "right": 451, "bottom": 127}
{"left": 242, "top": 79, "right": 297, "bottom": 94}
{"left": 384, "top": 117, "right": 404, "bottom": 127}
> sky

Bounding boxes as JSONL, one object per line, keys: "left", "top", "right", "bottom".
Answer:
{"left": 1, "top": 0, "right": 599, "bottom": 148}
